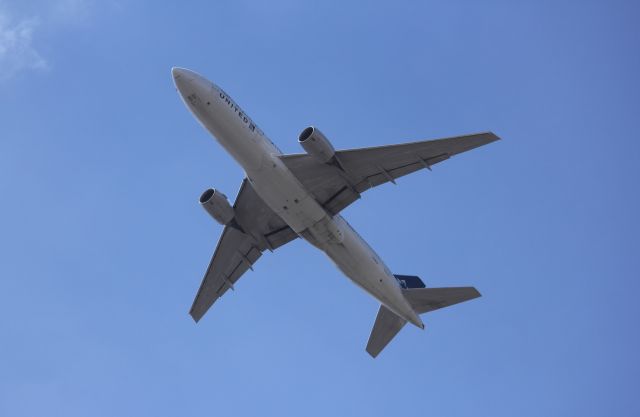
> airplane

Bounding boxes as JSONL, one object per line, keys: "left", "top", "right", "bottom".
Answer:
{"left": 172, "top": 67, "right": 500, "bottom": 357}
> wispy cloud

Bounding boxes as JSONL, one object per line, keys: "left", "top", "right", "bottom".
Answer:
{"left": 0, "top": 10, "right": 47, "bottom": 81}
{"left": 0, "top": 0, "right": 103, "bottom": 82}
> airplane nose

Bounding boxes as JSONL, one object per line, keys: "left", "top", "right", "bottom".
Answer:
{"left": 171, "top": 66, "right": 220, "bottom": 116}
{"left": 172, "top": 67, "right": 187, "bottom": 92}
{"left": 172, "top": 67, "right": 197, "bottom": 88}
{"left": 172, "top": 67, "right": 209, "bottom": 102}
{"left": 171, "top": 67, "right": 207, "bottom": 104}
{"left": 171, "top": 66, "right": 192, "bottom": 80}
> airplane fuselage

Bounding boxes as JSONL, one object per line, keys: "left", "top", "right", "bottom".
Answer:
{"left": 173, "top": 68, "right": 423, "bottom": 328}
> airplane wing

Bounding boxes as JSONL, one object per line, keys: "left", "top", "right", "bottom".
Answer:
{"left": 279, "top": 132, "right": 500, "bottom": 215}
{"left": 189, "top": 179, "right": 298, "bottom": 322}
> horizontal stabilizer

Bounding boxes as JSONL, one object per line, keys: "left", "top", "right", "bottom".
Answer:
{"left": 402, "top": 287, "right": 481, "bottom": 314}
{"left": 366, "top": 305, "right": 407, "bottom": 358}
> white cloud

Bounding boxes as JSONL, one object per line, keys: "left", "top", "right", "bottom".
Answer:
{"left": 0, "top": 11, "right": 47, "bottom": 81}
{"left": 0, "top": 0, "right": 103, "bottom": 81}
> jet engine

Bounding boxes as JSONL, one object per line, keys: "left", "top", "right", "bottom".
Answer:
{"left": 200, "top": 188, "right": 235, "bottom": 225}
{"left": 298, "top": 126, "right": 336, "bottom": 163}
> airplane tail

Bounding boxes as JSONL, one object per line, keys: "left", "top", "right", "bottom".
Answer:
{"left": 366, "top": 275, "right": 481, "bottom": 358}
{"left": 366, "top": 305, "right": 407, "bottom": 357}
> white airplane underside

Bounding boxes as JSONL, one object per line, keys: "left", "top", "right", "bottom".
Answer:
{"left": 172, "top": 67, "right": 499, "bottom": 357}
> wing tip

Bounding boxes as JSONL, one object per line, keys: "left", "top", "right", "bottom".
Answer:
{"left": 467, "top": 286, "right": 482, "bottom": 299}
{"left": 365, "top": 347, "right": 380, "bottom": 358}
{"left": 189, "top": 310, "right": 203, "bottom": 323}
{"left": 485, "top": 131, "right": 501, "bottom": 143}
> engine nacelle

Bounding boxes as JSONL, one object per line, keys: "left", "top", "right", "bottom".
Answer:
{"left": 298, "top": 126, "right": 336, "bottom": 163}
{"left": 199, "top": 188, "right": 235, "bottom": 225}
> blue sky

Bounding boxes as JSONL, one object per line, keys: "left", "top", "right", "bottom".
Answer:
{"left": 1, "top": 1, "right": 639, "bottom": 416}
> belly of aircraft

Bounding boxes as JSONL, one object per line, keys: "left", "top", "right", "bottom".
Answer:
{"left": 246, "top": 151, "right": 417, "bottom": 324}
{"left": 246, "top": 153, "right": 326, "bottom": 233}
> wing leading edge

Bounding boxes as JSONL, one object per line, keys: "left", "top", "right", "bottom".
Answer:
{"left": 189, "top": 179, "right": 298, "bottom": 322}
{"left": 280, "top": 132, "right": 500, "bottom": 214}
{"left": 190, "top": 226, "right": 261, "bottom": 321}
